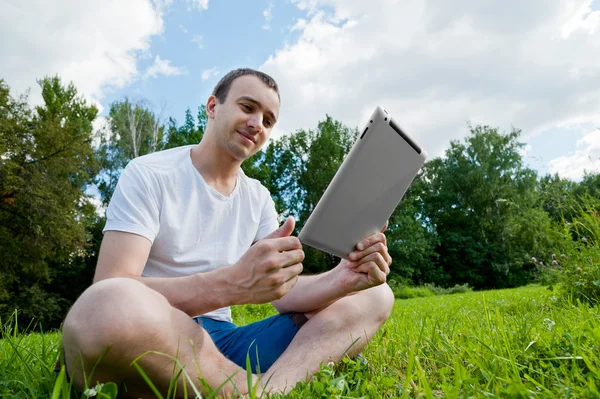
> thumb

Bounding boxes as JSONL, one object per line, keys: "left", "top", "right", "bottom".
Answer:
{"left": 264, "top": 216, "right": 295, "bottom": 239}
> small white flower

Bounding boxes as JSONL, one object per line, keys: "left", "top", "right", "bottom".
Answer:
{"left": 543, "top": 318, "right": 556, "bottom": 331}
{"left": 83, "top": 388, "right": 97, "bottom": 397}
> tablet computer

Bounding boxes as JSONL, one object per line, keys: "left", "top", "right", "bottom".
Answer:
{"left": 298, "top": 106, "right": 427, "bottom": 260}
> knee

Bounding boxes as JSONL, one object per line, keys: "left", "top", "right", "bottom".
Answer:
{"left": 63, "top": 278, "right": 170, "bottom": 359}
{"left": 366, "top": 283, "right": 395, "bottom": 324}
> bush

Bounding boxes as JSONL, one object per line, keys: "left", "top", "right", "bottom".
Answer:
{"left": 388, "top": 278, "right": 472, "bottom": 299}
{"left": 559, "top": 245, "right": 600, "bottom": 305}
{"left": 555, "top": 200, "right": 600, "bottom": 305}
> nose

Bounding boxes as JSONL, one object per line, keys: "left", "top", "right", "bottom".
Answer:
{"left": 246, "top": 113, "right": 263, "bottom": 133}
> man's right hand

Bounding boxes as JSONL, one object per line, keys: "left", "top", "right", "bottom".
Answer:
{"left": 229, "top": 216, "right": 304, "bottom": 304}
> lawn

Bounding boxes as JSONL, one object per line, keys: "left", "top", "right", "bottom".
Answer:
{"left": 2, "top": 285, "right": 599, "bottom": 398}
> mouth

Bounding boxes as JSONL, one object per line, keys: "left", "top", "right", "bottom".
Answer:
{"left": 237, "top": 130, "right": 256, "bottom": 144}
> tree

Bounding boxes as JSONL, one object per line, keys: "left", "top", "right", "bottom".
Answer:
{"left": 419, "top": 125, "right": 555, "bottom": 288}
{"left": 94, "top": 99, "right": 166, "bottom": 205}
{"left": 0, "top": 76, "right": 98, "bottom": 326}
{"left": 163, "top": 105, "right": 206, "bottom": 150}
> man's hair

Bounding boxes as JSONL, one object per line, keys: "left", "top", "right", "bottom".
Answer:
{"left": 212, "top": 68, "right": 280, "bottom": 104}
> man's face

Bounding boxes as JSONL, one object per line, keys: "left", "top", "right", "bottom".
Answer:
{"left": 208, "top": 75, "right": 280, "bottom": 161}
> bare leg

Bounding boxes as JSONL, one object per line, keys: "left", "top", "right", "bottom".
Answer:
{"left": 62, "top": 278, "right": 253, "bottom": 398}
{"left": 262, "top": 283, "right": 395, "bottom": 393}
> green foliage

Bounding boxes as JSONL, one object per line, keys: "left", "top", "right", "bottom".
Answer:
{"left": 556, "top": 197, "right": 600, "bottom": 305}
{"left": 163, "top": 106, "right": 206, "bottom": 150}
{"left": 419, "top": 125, "right": 557, "bottom": 288}
{"left": 385, "top": 177, "right": 440, "bottom": 282}
{"left": 0, "top": 77, "right": 98, "bottom": 326}
{"left": 388, "top": 278, "right": 472, "bottom": 299}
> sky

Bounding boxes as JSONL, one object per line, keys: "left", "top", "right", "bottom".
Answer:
{"left": 2, "top": 0, "right": 600, "bottom": 181}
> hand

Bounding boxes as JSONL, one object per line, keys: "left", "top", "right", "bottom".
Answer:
{"left": 229, "top": 217, "right": 304, "bottom": 304}
{"left": 335, "top": 221, "right": 392, "bottom": 293}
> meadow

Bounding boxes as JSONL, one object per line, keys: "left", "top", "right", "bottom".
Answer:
{"left": 1, "top": 285, "right": 599, "bottom": 398}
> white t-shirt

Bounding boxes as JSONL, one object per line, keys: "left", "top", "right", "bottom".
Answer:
{"left": 103, "top": 145, "right": 279, "bottom": 322}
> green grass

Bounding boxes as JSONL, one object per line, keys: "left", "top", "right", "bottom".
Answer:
{"left": 2, "top": 285, "right": 600, "bottom": 398}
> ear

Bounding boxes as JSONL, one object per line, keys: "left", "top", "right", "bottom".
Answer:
{"left": 206, "top": 95, "right": 218, "bottom": 119}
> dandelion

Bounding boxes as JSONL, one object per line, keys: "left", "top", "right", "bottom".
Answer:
{"left": 552, "top": 260, "right": 558, "bottom": 265}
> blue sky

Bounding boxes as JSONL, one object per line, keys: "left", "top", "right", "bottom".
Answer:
{"left": 100, "top": 1, "right": 307, "bottom": 122}
{"left": 2, "top": 0, "right": 600, "bottom": 181}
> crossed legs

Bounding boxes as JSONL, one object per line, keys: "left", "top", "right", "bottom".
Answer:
{"left": 62, "top": 278, "right": 395, "bottom": 397}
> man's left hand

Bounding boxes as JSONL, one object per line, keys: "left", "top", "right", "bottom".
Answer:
{"left": 333, "top": 221, "right": 392, "bottom": 294}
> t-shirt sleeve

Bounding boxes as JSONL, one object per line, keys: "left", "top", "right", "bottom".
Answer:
{"left": 103, "top": 162, "right": 161, "bottom": 243}
{"left": 254, "top": 190, "right": 279, "bottom": 241}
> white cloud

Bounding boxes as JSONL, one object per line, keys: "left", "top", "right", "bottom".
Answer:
{"left": 179, "top": 24, "right": 188, "bottom": 33}
{"left": 549, "top": 128, "right": 600, "bottom": 180}
{"left": 262, "top": 0, "right": 600, "bottom": 164}
{"left": 143, "top": 55, "right": 187, "bottom": 79}
{"left": 192, "top": 35, "right": 204, "bottom": 49}
{"left": 188, "top": 0, "right": 209, "bottom": 11}
{"left": 263, "top": 2, "right": 274, "bottom": 30}
{"left": 1, "top": 0, "right": 165, "bottom": 108}
{"left": 202, "top": 67, "right": 220, "bottom": 81}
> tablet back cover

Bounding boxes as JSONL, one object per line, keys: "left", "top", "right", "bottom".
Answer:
{"left": 298, "top": 106, "right": 427, "bottom": 259}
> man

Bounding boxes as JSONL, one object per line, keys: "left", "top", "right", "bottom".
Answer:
{"left": 62, "top": 68, "right": 395, "bottom": 397}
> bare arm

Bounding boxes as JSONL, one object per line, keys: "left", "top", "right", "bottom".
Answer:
{"left": 94, "top": 231, "right": 238, "bottom": 317}
{"left": 95, "top": 218, "right": 304, "bottom": 317}
{"left": 272, "top": 225, "right": 393, "bottom": 314}
{"left": 270, "top": 271, "right": 349, "bottom": 314}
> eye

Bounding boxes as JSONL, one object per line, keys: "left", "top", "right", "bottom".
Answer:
{"left": 264, "top": 119, "right": 273, "bottom": 128}
{"left": 241, "top": 103, "right": 252, "bottom": 112}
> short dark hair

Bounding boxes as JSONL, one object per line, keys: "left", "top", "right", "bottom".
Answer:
{"left": 212, "top": 68, "right": 280, "bottom": 104}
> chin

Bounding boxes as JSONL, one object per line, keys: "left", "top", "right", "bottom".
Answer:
{"left": 227, "top": 142, "right": 252, "bottom": 160}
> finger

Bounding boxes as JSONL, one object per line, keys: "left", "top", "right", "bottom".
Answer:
{"left": 355, "top": 252, "right": 390, "bottom": 275}
{"left": 349, "top": 241, "right": 386, "bottom": 262}
{"left": 356, "top": 232, "right": 386, "bottom": 251}
{"left": 278, "top": 249, "right": 305, "bottom": 268}
{"left": 269, "top": 236, "right": 302, "bottom": 252}
{"left": 282, "top": 263, "right": 303, "bottom": 281}
{"left": 280, "top": 275, "right": 299, "bottom": 297}
{"left": 355, "top": 262, "right": 387, "bottom": 285}
{"left": 263, "top": 216, "right": 295, "bottom": 239}
{"left": 381, "top": 220, "right": 389, "bottom": 233}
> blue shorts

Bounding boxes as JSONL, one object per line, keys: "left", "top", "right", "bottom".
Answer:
{"left": 193, "top": 312, "right": 307, "bottom": 374}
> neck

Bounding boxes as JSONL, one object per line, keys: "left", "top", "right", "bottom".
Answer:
{"left": 190, "top": 138, "right": 241, "bottom": 195}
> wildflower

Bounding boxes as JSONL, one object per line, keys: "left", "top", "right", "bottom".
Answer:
{"left": 531, "top": 257, "right": 537, "bottom": 262}
{"left": 543, "top": 318, "right": 556, "bottom": 331}
{"left": 552, "top": 254, "right": 556, "bottom": 259}
{"left": 577, "top": 266, "right": 583, "bottom": 272}
{"left": 552, "top": 260, "right": 558, "bottom": 265}
{"left": 582, "top": 237, "right": 587, "bottom": 242}
{"left": 539, "top": 261, "right": 544, "bottom": 266}
{"left": 83, "top": 384, "right": 104, "bottom": 397}
{"left": 561, "top": 254, "right": 566, "bottom": 258}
